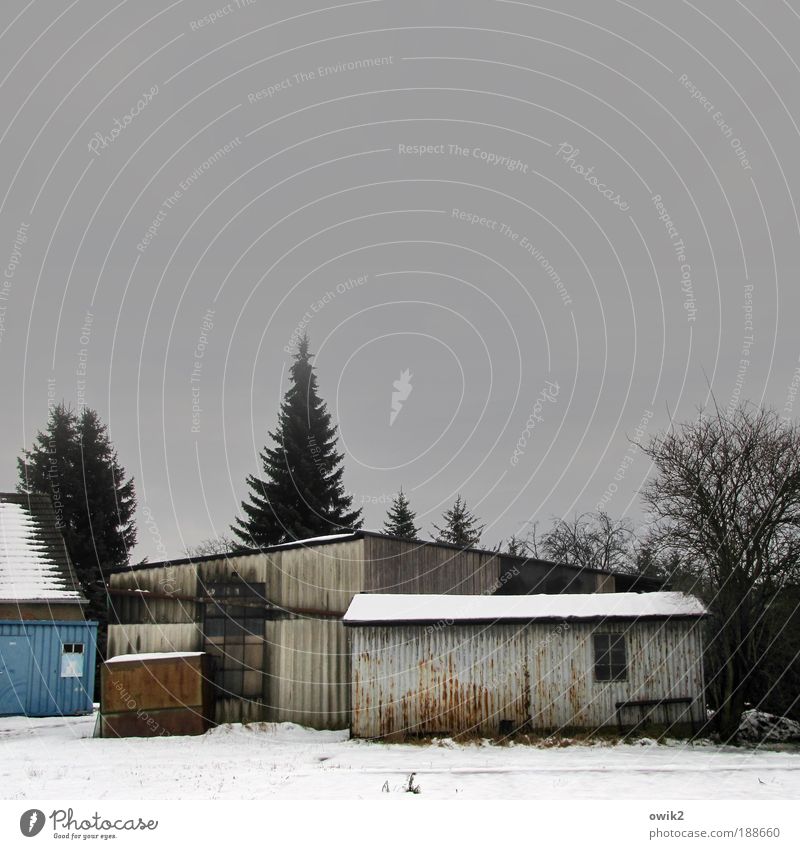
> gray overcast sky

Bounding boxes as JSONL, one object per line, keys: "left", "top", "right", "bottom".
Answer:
{"left": 1, "top": 0, "right": 798, "bottom": 560}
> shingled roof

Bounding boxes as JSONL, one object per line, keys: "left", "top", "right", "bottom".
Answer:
{"left": 0, "top": 493, "right": 86, "bottom": 603}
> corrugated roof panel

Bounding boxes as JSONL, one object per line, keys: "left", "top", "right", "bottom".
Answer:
{"left": 0, "top": 494, "right": 84, "bottom": 602}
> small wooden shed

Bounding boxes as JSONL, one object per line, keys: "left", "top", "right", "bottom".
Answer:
{"left": 101, "top": 651, "right": 215, "bottom": 737}
{"left": 344, "top": 591, "right": 707, "bottom": 738}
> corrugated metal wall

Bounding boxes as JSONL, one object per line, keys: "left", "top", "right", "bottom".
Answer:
{"left": 106, "top": 539, "right": 642, "bottom": 732}
{"left": 363, "top": 536, "right": 504, "bottom": 595}
{"left": 350, "top": 619, "right": 705, "bottom": 737}
{"left": 0, "top": 620, "right": 97, "bottom": 716}
{"left": 107, "top": 623, "right": 202, "bottom": 657}
{"left": 264, "top": 618, "right": 349, "bottom": 729}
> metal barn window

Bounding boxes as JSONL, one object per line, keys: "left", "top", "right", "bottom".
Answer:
{"left": 60, "top": 643, "right": 85, "bottom": 678}
{"left": 202, "top": 581, "right": 267, "bottom": 699}
{"left": 593, "top": 633, "right": 627, "bottom": 681}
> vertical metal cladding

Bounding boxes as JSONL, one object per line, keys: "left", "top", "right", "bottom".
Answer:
{"left": 107, "top": 623, "right": 202, "bottom": 657}
{"left": 106, "top": 538, "right": 511, "bottom": 730}
{"left": 265, "top": 618, "right": 350, "bottom": 729}
{"left": 350, "top": 618, "right": 705, "bottom": 738}
{"left": 0, "top": 620, "right": 97, "bottom": 716}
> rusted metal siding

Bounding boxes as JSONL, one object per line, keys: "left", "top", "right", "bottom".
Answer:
{"left": 350, "top": 619, "right": 705, "bottom": 737}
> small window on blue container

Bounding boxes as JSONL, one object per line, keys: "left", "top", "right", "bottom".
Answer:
{"left": 61, "top": 643, "right": 85, "bottom": 678}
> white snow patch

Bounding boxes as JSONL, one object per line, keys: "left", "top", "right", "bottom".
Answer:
{"left": 106, "top": 651, "right": 205, "bottom": 664}
{"left": 0, "top": 714, "right": 797, "bottom": 800}
{"left": 269, "top": 532, "right": 358, "bottom": 549}
{"left": 344, "top": 591, "right": 706, "bottom": 623}
{"left": 0, "top": 501, "right": 83, "bottom": 601}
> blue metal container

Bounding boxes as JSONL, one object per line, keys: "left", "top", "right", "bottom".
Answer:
{"left": 0, "top": 621, "right": 98, "bottom": 716}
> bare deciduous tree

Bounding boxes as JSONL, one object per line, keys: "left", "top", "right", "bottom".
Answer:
{"left": 641, "top": 405, "right": 800, "bottom": 738}
{"left": 183, "top": 534, "right": 238, "bottom": 558}
{"left": 540, "top": 511, "right": 637, "bottom": 573}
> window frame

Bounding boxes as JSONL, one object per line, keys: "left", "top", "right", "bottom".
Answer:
{"left": 60, "top": 643, "right": 85, "bottom": 678}
{"left": 201, "top": 580, "right": 267, "bottom": 699}
{"left": 593, "top": 632, "right": 628, "bottom": 682}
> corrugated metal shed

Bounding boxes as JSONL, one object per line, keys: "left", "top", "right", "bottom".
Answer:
{"left": 105, "top": 533, "right": 666, "bottom": 730}
{"left": 346, "top": 593, "right": 706, "bottom": 738}
{"left": 0, "top": 620, "right": 97, "bottom": 716}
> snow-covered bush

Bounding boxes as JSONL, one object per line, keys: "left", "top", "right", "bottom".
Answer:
{"left": 737, "top": 709, "right": 800, "bottom": 743}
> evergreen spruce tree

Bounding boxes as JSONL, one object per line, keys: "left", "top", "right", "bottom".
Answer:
{"left": 432, "top": 494, "right": 485, "bottom": 547}
{"left": 18, "top": 404, "right": 137, "bottom": 654}
{"left": 17, "top": 403, "right": 80, "bottom": 536}
{"left": 383, "top": 488, "right": 420, "bottom": 539}
{"left": 70, "top": 408, "right": 137, "bottom": 618}
{"left": 232, "top": 335, "right": 361, "bottom": 546}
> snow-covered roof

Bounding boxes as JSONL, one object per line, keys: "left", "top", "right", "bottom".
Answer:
{"left": 106, "top": 651, "right": 204, "bottom": 664}
{"left": 0, "top": 493, "right": 85, "bottom": 602}
{"left": 344, "top": 591, "right": 707, "bottom": 623}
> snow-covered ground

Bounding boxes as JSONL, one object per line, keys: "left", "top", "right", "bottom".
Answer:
{"left": 1, "top": 714, "right": 798, "bottom": 800}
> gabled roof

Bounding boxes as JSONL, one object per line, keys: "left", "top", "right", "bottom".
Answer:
{"left": 0, "top": 493, "right": 86, "bottom": 603}
{"left": 343, "top": 591, "right": 707, "bottom": 624}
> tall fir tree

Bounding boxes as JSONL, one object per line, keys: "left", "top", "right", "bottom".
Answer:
{"left": 383, "top": 488, "right": 420, "bottom": 539}
{"left": 17, "top": 403, "right": 80, "bottom": 535}
{"left": 71, "top": 407, "right": 137, "bottom": 617}
{"left": 232, "top": 335, "right": 361, "bottom": 546}
{"left": 18, "top": 404, "right": 137, "bottom": 642}
{"left": 432, "top": 494, "right": 485, "bottom": 547}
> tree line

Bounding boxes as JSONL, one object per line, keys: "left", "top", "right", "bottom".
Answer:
{"left": 15, "top": 334, "right": 800, "bottom": 738}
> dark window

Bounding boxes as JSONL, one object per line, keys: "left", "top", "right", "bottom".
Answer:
{"left": 62, "top": 643, "right": 84, "bottom": 654}
{"left": 202, "top": 581, "right": 267, "bottom": 699}
{"left": 593, "top": 633, "right": 627, "bottom": 681}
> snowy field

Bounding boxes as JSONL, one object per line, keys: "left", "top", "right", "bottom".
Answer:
{"left": 1, "top": 714, "right": 799, "bottom": 800}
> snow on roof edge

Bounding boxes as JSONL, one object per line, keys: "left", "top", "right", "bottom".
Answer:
{"left": 106, "top": 651, "right": 205, "bottom": 664}
{"left": 343, "top": 591, "right": 707, "bottom": 623}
